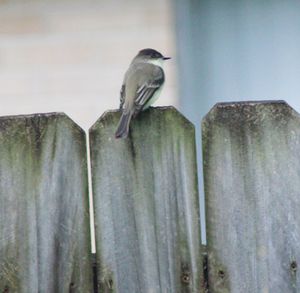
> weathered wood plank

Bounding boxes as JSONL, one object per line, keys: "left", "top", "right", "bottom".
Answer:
{"left": 90, "top": 107, "right": 203, "bottom": 293}
{"left": 0, "top": 113, "right": 92, "bottom": 292}
{"left": 202, "top": 101, "right": 300, "bottom": 293}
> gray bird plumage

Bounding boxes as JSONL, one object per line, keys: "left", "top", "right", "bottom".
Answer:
{"left": 115, "top": 48, "right": 170, "bottom": 139}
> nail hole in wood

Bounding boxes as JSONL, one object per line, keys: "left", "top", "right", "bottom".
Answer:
{"left": 218, "top": 269, "right": 225, "bottom": 279}
{"left": 290, "top": 261, "right": 297, "bottom": 272}
{"left": 181, "top": 272, "right": 190, "bottom": 284}
{"left": 108, "top": 279, "right": 113, "bottom": 289}
{"left": 69, "top": 282, "right": 75, "bottom": 292}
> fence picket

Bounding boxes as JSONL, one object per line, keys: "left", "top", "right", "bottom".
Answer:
{"left": 0, "top": 113, "right": 92, "bottom": 292}
{"left": 202, "top": 101, "right": 300, "bottom": 292}
{"left": 90, "top": 107, "right": 203, "bottom": 293}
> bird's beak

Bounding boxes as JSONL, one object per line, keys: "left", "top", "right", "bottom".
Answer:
{"left": 163, "top": 56, "right": 171, "bottom": 60}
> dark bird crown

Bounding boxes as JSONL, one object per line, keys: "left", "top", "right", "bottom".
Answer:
{"left": 137, "top": 48, "right": 164, "bottom": 59}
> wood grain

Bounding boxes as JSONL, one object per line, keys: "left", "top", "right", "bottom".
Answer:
{"left": 90, "top": 107, "right": 203, "bottom": 293}
{"left": 203, "top": 101, "right": 300, "bottom": 293}
{"left": 0, "top": 113, "right": 92, "bottom": 292}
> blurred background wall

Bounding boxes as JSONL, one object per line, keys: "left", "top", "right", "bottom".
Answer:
{"left": 175, "top": 0, "right": 300, "bottom": 242}
{"left": 0, "top": 0, "right": 177, "bottom": 130}
{"left": 175, "top": 0, "right": 300, "bottom": 121}
{"left": 2, "top": 0, "right": 300, "bottom": 244}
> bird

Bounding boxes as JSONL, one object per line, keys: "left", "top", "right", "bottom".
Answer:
{"left": 115, "top": 48, "right": 170, "bottom": 139}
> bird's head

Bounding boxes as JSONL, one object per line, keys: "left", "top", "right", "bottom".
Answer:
{"left": 135, "top": 48, "right": 171, "bottom": 67}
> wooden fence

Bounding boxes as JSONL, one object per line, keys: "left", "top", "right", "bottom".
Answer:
{"left": 0, "top": 101, "right": 299, "bottom": 293}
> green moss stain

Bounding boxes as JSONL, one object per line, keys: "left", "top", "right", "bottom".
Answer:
{"left": 0, "top": 112, "right": 92, "bottom": 292}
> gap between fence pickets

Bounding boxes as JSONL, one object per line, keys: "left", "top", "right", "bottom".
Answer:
{"left": 86, "top": 133, "right": 99, "bottom": 292}
{"left": 86, "top": 133, "right": 97, "bottom": 254}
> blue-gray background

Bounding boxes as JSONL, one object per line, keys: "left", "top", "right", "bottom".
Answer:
{"left": 175, "top": 0, "right": 300, "bottom": 242}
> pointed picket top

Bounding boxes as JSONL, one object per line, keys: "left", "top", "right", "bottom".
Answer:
{"left": 202, "top": 100, "right": 296, "bottom": 127}
{"left": 90, "top": 106, "right": 195, "bottom": 136}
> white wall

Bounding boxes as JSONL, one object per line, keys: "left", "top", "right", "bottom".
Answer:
{"left": 0, "top": 0, "right": 177, "bottom": 130}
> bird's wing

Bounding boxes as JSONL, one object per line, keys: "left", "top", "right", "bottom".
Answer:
{"left": 134, "top": 64, "right": 165, "bottom": 113}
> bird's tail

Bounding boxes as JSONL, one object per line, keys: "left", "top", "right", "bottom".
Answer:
{"left": 115, "top": 112, "right": 133, "bottom": 139}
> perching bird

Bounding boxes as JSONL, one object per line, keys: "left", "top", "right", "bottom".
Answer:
{"left": 115, "top": 48, "right": 170, "bottom": 139}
